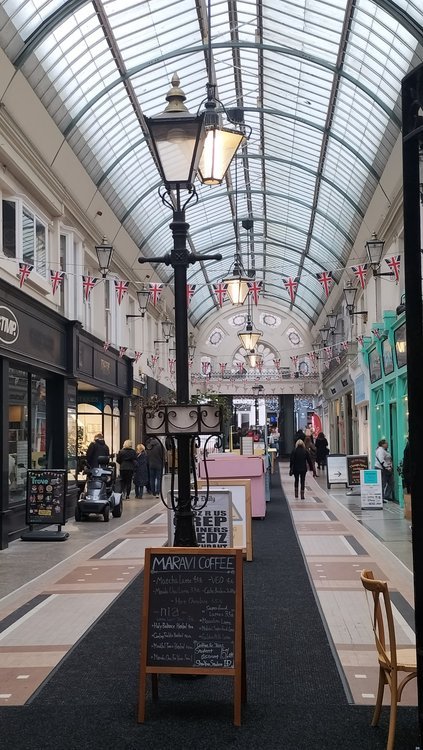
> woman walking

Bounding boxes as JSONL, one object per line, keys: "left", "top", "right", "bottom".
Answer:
{"left": 289, "top": 439, "right": 313, "bottom": 499}
{"left": 116, "top": 439, "right": 137, "bottom": 499}
{"left": 134, "top": 443, "right": 149, "bottom": 499}
{"left": 315, "top": 432, "right": 329, "bottom": 471}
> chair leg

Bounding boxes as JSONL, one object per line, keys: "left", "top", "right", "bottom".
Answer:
{"left": 386, "top": 679, "right": 398, "bottom": 750}
{"left": 371, "top": 668, "right": 385, "bottom": 727}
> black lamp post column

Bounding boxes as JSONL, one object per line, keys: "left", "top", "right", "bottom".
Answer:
{"left": 171, "top": 205, "right": 197, "bottom": 547}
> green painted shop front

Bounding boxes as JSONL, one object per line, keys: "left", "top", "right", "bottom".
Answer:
{"left": 364, "top": 311, "right": 407, "bottom": 508}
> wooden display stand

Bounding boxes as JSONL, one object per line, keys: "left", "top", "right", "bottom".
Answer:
{"left": 138, "top": 547, "right": 246, "bottom": 726}
{"left": 197, "top": 479, "right": 253, "bottom": 561}
{"left": 404, "top": 493, "right": 411, "bottom": 520}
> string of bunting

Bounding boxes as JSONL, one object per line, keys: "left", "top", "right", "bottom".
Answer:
{"left": 14, "top": 255, "right": 401, "bottom": 304}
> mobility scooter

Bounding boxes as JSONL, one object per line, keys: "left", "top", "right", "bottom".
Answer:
{"left": 75, "top": 456, "right": 123, "bottom": 522}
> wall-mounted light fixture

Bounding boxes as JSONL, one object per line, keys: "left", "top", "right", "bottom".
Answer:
{"left": 95, "top": 237, "right": 114, "bottom": 278}
{"left": 343, "top": 280, "right": 368, "bottom": 323}
{"left": 126, "top": 285, "right": 151, "bottom": 322}
{"left": 188, "top": 332, "right": 196, "bottom": 359}
{"left": 365, "top": 232, "right": 394, "bottom": 277}
{"left": 326, "top": 310, "right": 338, "bottom": 331}
{"left": 161, "top": 317, "right": 174, "bottom": 342}
{"left": 319, "top": 327, "right": 331, "bottom": 344}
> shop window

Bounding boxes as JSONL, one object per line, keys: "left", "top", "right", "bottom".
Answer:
{"left": 77, "top": 403, "right": 102, "bottom": 458}
{"left": 2, "top": 199, "right": 16, "bottom": 258}
{"left": 31, "top": 376, "right": 46, "bottom": 470}
{"left": 8, "top": 368, "right": 29, "bottom": 505}
{"left": 104, "top": 404, "right": 113, "bottom": 458}
{"left": 113, "top": 405, "right": 120, "bottom": 456}
{"left": 67, "top": 407, "right": 77, "bottom": 481}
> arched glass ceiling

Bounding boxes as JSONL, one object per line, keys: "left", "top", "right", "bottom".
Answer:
{"left": 0, "top": 0, "right": 422, "bottom": 327}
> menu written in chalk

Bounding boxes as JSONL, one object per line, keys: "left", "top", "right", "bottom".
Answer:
{"left": 146, "top": 551, "right": 237, "bottom": 669}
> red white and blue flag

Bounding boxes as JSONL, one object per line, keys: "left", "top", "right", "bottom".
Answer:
{"left": 357, "top": 335, "right": 364, "bottom": 347}
{"left": 236, "top": 361, "right": 244, "bottom": 373}
{"left": 290, "top": 355, "right": 299, "bottom": 369}
{"left": 134, "top": 351, "right": 142, "bottom": 363}
{"left": 213, "top": 282, "right": 227, "bottom": 307}
{"left": 386, "top": 255, "right": 400, "bottom": 283}
{"left": 103, "top": 341, "right": 110, "bottom": 352}
{"left": 168, "top": 358, "right": 176, "bottom": 374}
{"left": 114, "top": 279, "right": 129, "bottom": 305}
{"left": 119, "top": 346, "right": 127, "bottom": 358}
{"left": 248, "top": 280, "right": 263, "bottom": 306}
{"left": 324, "top": 346, "right": 333, "bottom": 359}
{"left": 18, "top": 262, "right": 33, "bottom": 288}
{"left": 82, "top": 275, "right": 98, "bottom": 301}
{"left": 274, "top": 358, "right": 281, "bottom": 370}
{"left": 283, "top": 277, "right": 299, "bottom": 304}
{"left": 219, "top": 362, "right": 227, "bottom": 377}
{"left": 371, "top": 328, "right": 383, "bottom": 340}
{"left": 316, "top": 271, "right": 333, "bottom": 298}
{"left": 340, "top": 340, "right": 349, "bottom": 351}
{"left": 351, "top": 264, "right": 368, "bottom": 289}
{"left": 186, "top": 283, "right": 196, "bottom": 306}
{"left": 149, "top": 282, "right": 163, "bottom": 306}
{"left": 50, "top": 269, "right": 65, "bottom": 295}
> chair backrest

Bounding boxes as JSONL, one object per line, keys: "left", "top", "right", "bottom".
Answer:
{"left": 361, "top": 569, "right": 398, "bottom": 671}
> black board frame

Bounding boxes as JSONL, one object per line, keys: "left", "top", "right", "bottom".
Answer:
{"left": 138, "top": 547, "right": 245, "bottom": 725}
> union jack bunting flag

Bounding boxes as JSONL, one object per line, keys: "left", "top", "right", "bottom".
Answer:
{"left": 316, "top": 271, "right": 333, "bottom": 298}
{"left": 351, "top": 264, "right": 368, "bottom": 289}
{"left": 236, "top": 361, "right": 244, "bottom": 373}
{"left": 219, "top": 362, "right": 227, "bottom": 377}
{"left": 114, "top": 279, "right": 129, "bottom": 305}
{"left": 340, "top": 340, "right": 349, "bottom": 351}
{"left": 149, "top": 282, "right": 163, "bottom": 306}
{"left": 356, "top": 335, "right": 364, "bottom": 347}
{"left": 201, "top": 361, "right": 211, "bottom": 376}
{"left": 248, "top": 279, "right": 263, "bottom": 306}
{"left": 103, "top": 341, "right": 110, "bottom": 352}
{"left": 118, "top": 346, "right": 127, "bottom": 358}
{"left": 168, "top": 358, "right": 176, "bottom": 374}
{"left": 282, "top": 277, "right": 299, "bottom": 304}
{"left": 273, "top": 358, "right": 281, "bottom": 370}
{"left": 18, "top": 262, "right": 33, "bottom": 288}
{"left": 324, "top": 346, "right": 333, "bottom": 359}
{"left": 371, "top": 328, "right": 383, "bottom": 339}
{"left": 82, "top": 275, "right": 98, "bottom": 301}
{"left": 188, "top": 356, "right": 193, "bottom": 368}
{"left": 335, "top": 356, "right": 341, "bottom": 364}
{"left": 134, "top": 351, "right": 142, "bottom": 363}
{"left": 213, "top": 282, "right": 227, "bottom": 307}
{"left": 309, "top": 351, "right": 317, "bottom": 364}
{"left": 186, "top": 283, "right": 196, "bottom": 306}
{"left": 149, "top": 354, "right": 159, "bottom": 368}
{"left": 386, "top": 255, "right": 400, "bottom": 282}
{"left": 50, "top": 269, "right": 65, "bottom": 295}
{"left": 290, "top": 355, "right": 299, "bottom": 369}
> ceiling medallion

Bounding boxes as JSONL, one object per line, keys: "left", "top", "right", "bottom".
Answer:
{"left": 259, "top": 312, "right": 280, "bottom": 328}
{"left": 228, "top": 313, "right": 247, "bottom": 328}
{"left": 208, "top": 328, "right": 225, "bottom": 346}
{"left": 286, "top": 328, "right": 302, "bottom": 347}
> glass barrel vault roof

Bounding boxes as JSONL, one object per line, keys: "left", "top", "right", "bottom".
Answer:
{"left": 0, "top": 0, "right": 422, "bottom": 326}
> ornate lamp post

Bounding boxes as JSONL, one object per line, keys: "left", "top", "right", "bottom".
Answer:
{"left": 139, "top": 75, "right": 242, "bottom": 546}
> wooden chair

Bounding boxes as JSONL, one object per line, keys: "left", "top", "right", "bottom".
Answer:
{"left": 360, "top": 569, "right": 417, "bottom": 750}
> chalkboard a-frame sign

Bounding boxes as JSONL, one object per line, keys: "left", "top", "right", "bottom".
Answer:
{"left": 138, "top": 547, "right": 245, "bottom": 726}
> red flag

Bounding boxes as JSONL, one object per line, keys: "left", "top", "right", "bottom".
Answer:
{"left": 283, "top": 277, "right": 299, "bottom": 304}
{"left": 82, "top": 275, "right": 98, "bottom": 301}
{"left": 134, "top": 351, "right": 142, "bottom": 363}
{"left": 119, "top": 346, "right": 127, "bottom": 358}
{"left": 213, "top": 282, "right": 227, "bottom": 307}
{"left": 316, "top": 271, "right": 333, "bottom": 298}
{"left": 186, "top": 283, "right": 196, "bottom": 306}
{"left": 351, "top": 264, "right": 368, "bottom": 289}
{"left": 386, "top": 255, "right": 400, "bottom": 282}
{"left": 50, "top": 269, "right": 65, "bottom": 295}
{"left": 149, "top": 282, "right": 163, "bottom": 306}
{"left": 114, "top": 279, "right": 129, "bottom": 305}
{"left": 18, "top": 262, "right": 33, "bottom": 288}
{"left": 103, "top": 341, "right": 110, "bottom": 351}
{"left": 248, "top": 280, "right": 262, "bottom": 306}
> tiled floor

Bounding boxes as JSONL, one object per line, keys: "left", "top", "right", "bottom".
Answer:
{"left": 0, "top": 475, "right": 416, "bottom": 709}
{"left": 280, "top": 463, "right": 416, "bottom": 707}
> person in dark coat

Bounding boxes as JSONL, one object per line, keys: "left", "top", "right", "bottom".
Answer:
{"left": 294, "top": 428, "right": 306, "bottom": 444}
{"left": 146, "top": 437, "right": 164, "bottom": 497}
{"left": 85, "top": 433, "right": 110, "bottom": 469}
{"left": 315, "top": 432, "right": 329, "bottom": 470}
{"left": 116, "top": 439, "right": 137, "bottom": 499}
{"left": 289, "top": 439, "right": 313, "bottom": 499}
{"left": 134, "top": 443, "right": 149, "bottom": 499}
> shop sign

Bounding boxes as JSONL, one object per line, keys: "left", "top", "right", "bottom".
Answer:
{"left": 0, "top": 305, "right": 19, "bottom": 344}
{"left": 360, "top": 469, "right": 383, "bottom": 509}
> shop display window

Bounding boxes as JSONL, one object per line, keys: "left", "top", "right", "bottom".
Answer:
{"left": 31, "top": 375, "right": 46, "bottom": 469}
{"left": 394, "top": 323, "right": 407, "bottom": 368}
{"left": 8, "top": 368, "right": 29, "bottom": 504}
{"left": 382, "top": 339, "right": 394, "bottom": 375}
{"left": 369, "top": 348, "right": 382, "bottom": 383}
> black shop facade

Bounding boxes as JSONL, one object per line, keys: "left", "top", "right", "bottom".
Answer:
{"left": 0, "top": 280, "right": 133, "bottom": 548}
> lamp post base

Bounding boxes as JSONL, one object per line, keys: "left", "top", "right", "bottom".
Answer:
{"left": 173, "top": 511, "right": 198, "bottom": 547}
